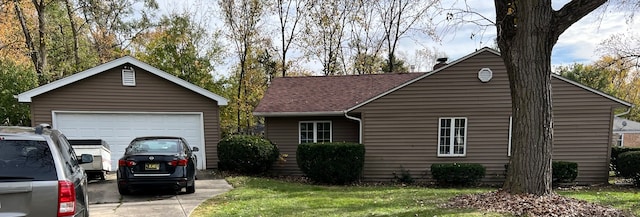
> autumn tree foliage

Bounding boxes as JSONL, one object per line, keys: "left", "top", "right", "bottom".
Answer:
{"left": 134, "top": 14, "right": 223, "bottom": 92}
{"left": 0, "top": 1, "right": 31, "bottom": 66}
{"left": 219, "top": 0, "right": 269, "bottom": 133}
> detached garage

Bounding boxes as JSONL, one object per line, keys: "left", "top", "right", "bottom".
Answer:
{"left": 17, "top": 56, "right": 228, "bottom": 170}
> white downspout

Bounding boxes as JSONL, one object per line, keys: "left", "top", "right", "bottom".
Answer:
{"left": 344, "top": 111, "right": 362, "bottom": 144}
{"left": 615, "top": 107, "right": 632, "bottom": 117}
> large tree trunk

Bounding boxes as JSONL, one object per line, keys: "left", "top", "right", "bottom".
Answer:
{"left": 498, "top": 0, "right": 555, "bottom": 196}
{"left": 495, "top": 0, "right": 607, "bottom": 195}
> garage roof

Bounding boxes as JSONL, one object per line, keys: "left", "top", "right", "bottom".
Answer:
{"left": 17, "top": 56, "right": 228, "bottom": 105}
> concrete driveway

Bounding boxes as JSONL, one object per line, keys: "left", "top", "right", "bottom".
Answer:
{"left": 88, "top": 173, "right": 232, "bottom": 217}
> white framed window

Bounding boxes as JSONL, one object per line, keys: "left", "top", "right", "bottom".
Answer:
{"left": 617, "top": 134, "right": 624, "bottom": 147}
{"left": 299, "top": 121, "right": 332, "bottom": 144}
{"left": 438, "top": 117, "right": 467, "bottom": 157}
{"left": 508, "top": 116, "right": 512, "bottom": 156}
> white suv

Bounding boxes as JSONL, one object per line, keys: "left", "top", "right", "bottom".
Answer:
{"left": 0, "top": 125, "right": 93, "bottom": 217}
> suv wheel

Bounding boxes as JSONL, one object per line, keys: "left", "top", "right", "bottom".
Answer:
{"left": 186, "top": 182, "right": 195, "bottom": 194}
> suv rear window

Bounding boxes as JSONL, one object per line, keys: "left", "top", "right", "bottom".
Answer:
{"left": 0, "top": 140, "right": 57, "bottom": 181}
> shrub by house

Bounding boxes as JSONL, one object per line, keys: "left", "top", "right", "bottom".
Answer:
{"left": 297, "top": 142, "right": 365, "bottom": 184}
{"left": 217, "top": 135, "right": 279, "bottom": 174}
{"left": 431, "top": 163, "right": 485, "bottom": 186}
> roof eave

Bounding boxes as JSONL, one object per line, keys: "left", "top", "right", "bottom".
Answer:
{"left": 17, "top": 56, "right": 229, "bottom": 106}
{"left": 347, "top": 47, "right": 500, "bottom": 112}
{"left": 253, "top": 111, "right": 346, "bottom": 117}
{"left": 344, "top": 47, "right": 632, "bottom": 111}
{"left": 551, "top": 74, "right": 633, "bottom": 107}
{"left": 614, "top": 130, "right": 640, "bottom": 133}
{"left": 17, "top": 57, "right": 132, "bottom": 103}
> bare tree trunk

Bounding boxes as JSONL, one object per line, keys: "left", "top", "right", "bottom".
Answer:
{"left": 237, "top": 56, "right": 245, "bottom": 133}
{"left": 496, "top": 0, "right": 607, "bottom": 196}
{"left": 13, "top": 0, "right": 41, "bottom": 76}
{"left": 34, "top": 0, "right": 46, "bottom": 77}
{"left": 276, "top": 0, "right": 305, "bottom": 77}
{"left": 64, "top": 0, "right": 80, "bottom": 70}
{"left": 378, "top": 0, "right": 434, "bottom": 73}
{"left": 220, "top": 0, "right": 263, "bottom": 134}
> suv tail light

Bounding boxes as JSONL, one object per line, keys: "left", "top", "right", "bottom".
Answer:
{"left": 118, "top": 160, "right": 136, "bottom": 167}
{"left": 169, "top": 159, "right": 188, "bottom": 166}
{"left": 58, "top": 180, "right": 76, "bottom": 217}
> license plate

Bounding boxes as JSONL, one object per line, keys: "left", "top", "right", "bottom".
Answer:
{"left": 145, "top": 163, "right": 160, "bottom": 170}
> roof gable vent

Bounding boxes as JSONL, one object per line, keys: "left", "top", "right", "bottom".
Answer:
{"left": 478, "top": 68, "right": 493, "bottom": 83}
{"left": 122, "top": 68, "right": 136, "bottom": 86}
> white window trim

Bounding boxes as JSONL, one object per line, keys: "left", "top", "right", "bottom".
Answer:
{"left": 618, "top": 133, "right": 624, "bottom": 147}
{"left": 508, "top": 116, "right": 512, "bottom": 156}
{"left": 437, "top": 117, "right": 467, "bottom": 157}
{"left": 298, "top": 121, "right": 332, "bottom": 144}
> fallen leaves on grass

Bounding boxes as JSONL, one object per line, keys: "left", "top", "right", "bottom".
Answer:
{"left": 444, "top": 190, "right": 631, "bottom": 217}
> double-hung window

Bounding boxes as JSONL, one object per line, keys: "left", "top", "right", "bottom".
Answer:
{"left": 438, "top": 117, "right": 467, "bottom": 156}
{"left": 617, "top": 134, "right": 624, "bottom": 147}
{"left": 299, "top": 121, "right": 332, "bottom": 144}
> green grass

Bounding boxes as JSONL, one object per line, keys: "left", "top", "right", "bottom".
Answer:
{"left": 559, "top": 186, "right": 640, "bottom": 216}
{"left": 191, "top": 177, "right": 640, "bottom": 217}
{"left": 191, "top": 177, "right": 500, "bottom": 217}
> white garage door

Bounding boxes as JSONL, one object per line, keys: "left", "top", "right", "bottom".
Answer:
{"left": 53, "top": 112, "right": 206, "bottom": 170}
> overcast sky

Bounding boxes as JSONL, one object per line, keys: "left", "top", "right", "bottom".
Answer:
{"left": 155, "top": 0, "right": 640, "bottom": 75}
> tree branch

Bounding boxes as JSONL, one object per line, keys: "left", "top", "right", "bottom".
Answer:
{"left": 552, "top": 0, "right": 606, "bottom": 40}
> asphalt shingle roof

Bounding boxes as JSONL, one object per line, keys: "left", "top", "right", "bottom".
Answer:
{"left": 254, "top": 73, "right": 424, "bottom": 114}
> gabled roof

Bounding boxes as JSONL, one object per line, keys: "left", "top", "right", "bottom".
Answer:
{"left": 17, "top": 56, "right": 228, "bottom": 105}
{"left": 254, "top": 47, "right": 631, "bottom": 117}
{"left": 253, "top": 73, "right": 424, "bottom": 116}
{"left": 614, "top": 117, "right": 640, "bottom": 132}
{"left": 347, "top": 47, "right": 632, "bottom": 112}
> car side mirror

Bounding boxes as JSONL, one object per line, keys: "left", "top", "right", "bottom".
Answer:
{"left": 79, "top": 154, "right": 94, "bottom": 164}
{"left": 191, "top": 147, "right": 199, "bottom": 152}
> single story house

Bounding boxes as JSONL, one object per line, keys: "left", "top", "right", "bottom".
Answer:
{"left": 613, "top": 117, "right": 640, "bottom": 148}
{"left": 17, "top": 56, "right": 228, "bottom": 170}
{"left": 254, "top": 48, "right": 631, "bottom": 185}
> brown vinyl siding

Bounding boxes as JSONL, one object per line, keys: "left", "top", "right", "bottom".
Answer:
{"left": 265, "top": 116, "right": 359, "bottom": 175}
{"left": 354, "top": 51, "right": 622, "bottom": 184}
{"left": 552, "top": 78, "right": 620, "bottom": 184}
{"left": 30, "top": 65, "right": 222, "bottom": 168}
{"left": 355, "top": 52, "right": 511, "bottom": 184}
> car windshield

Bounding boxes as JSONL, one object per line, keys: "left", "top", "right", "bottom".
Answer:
{"left": 0, "top": 140, "right": 57, "bottom": 181}
{"left": 127, "top": 139, "right": 180, "bottom": 154}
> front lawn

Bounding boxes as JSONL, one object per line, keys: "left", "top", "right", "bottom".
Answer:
{"left": 559, "top": 187, "right": 640, "bottom": 216}
{"left": 191, "top": 177, "right": 640, "bottom": 217}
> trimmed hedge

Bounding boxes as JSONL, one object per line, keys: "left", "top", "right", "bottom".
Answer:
{"left": 431, "top": 163, "right": 485, "bottom": 186}
{"left": 217, "top": 135, "right": 279, "bottom": 174}
{"left": 611, "top": 147, "right": 640, "bottom": 175}
{"left": 552, "top": 161, "right": 578, "bottom": 184}
{"left": 617, "top": 151, "right": 640, "bottom": 187}
{"left": 296, "top": 142, "right": 365, "bottom": 184}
